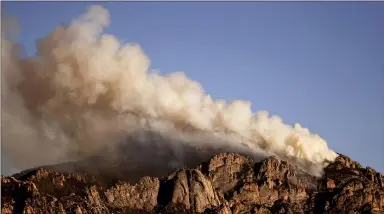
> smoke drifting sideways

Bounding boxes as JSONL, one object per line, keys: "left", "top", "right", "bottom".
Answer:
{"left": 1, "top": 5, "right": 338, "bottom": 178}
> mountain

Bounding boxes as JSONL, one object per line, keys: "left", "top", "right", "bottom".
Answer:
{"left": 1, "top": 153, "right": 383, "bottom": 214}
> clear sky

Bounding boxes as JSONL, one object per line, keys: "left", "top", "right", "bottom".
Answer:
{"left": 2, "top": 2, "right": 384, "bottom": 173}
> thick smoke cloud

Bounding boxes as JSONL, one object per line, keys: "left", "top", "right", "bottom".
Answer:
{"left": 1, "top": 5, "right": 338, "bottom": 178}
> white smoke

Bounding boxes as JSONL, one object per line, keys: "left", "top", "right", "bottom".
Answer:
{"left": 1, "top": 5, "right": 338, "bottom": 178}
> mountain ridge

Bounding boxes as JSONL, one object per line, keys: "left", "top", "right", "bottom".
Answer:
{"left": 2, "top": 152, "right": 383, "bottom": 214}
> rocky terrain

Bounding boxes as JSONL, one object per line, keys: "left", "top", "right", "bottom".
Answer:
{"left": 2, "top": 153, "right": 384, "bottom": 214}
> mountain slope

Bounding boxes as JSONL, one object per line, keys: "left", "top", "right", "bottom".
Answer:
{"left": 2, "top": 153, "right": 383, "bottom": 214}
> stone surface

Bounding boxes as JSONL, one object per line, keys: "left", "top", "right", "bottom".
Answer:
{"left": 2, "top": 153, "right": 383, "bottom": 213}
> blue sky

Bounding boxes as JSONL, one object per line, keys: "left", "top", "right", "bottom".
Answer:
{"left": 2, "top": 2, "right": 384, "bottom": 172}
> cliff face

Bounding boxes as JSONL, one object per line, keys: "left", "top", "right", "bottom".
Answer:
{"left": 2, "top": 153, "right": 383, "bottom": 214}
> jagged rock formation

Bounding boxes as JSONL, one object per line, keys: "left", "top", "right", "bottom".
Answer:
{"left": 2, "top": 153, "right": 383, "bottom": 213}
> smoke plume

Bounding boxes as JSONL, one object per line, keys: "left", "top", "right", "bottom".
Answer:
{"left": 1, "top": 5, "right": 338, "bottom": 178}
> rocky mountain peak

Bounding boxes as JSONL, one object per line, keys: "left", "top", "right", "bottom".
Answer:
{"left": 2, "top": 153, "right": 383, "bottom": 213}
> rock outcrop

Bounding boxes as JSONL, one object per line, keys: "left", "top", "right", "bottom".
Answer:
{"left": 2, "top": 153, "right": 383, "bottom": 213}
